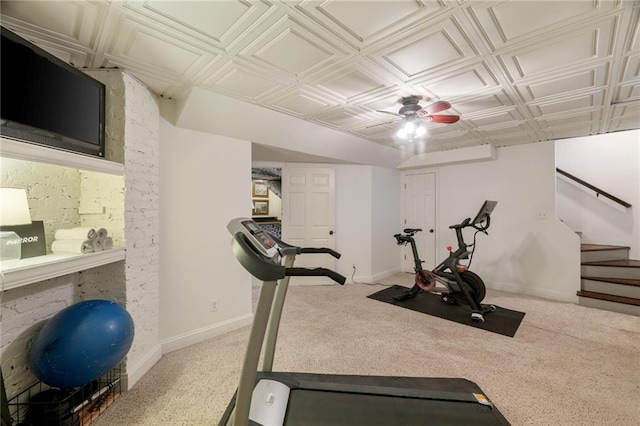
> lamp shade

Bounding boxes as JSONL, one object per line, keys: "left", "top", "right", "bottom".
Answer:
{"left": 0, "top": 188, "right": 32, "bottom": 226}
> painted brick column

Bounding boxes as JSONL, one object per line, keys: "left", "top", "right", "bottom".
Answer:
{"left": 85, "top": 70, "right": 161, "bottom": 388}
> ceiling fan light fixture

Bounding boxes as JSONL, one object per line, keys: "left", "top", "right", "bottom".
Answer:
{"left": 397, "top": 116, "right": 427, "bottom": 142}
{"left": 403, "top": 119, "right": 416, "bottom": 134}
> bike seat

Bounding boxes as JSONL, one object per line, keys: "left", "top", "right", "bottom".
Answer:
{"left": 403, "top": 228, "right": 422, "bottom": 234}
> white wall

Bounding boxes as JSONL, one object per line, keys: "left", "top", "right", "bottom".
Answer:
{"left": 417, "top": 141, "right": 580, "bottom": 302}
{"left": 334, "top": 165, "right": 373, "bottom": 282}
{"left": 372, "top": 167, "right": 402, "bottom": 281}
{"left": 159, "top": 118, "right": 253, "bottom": 353}
{"left": 556, "top": 130, "right": 640, "bottom": 259}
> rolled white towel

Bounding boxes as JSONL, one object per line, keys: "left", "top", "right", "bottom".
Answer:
{"left": 97, "top": 228, "right": 108, "bottom": 239}
{"left": 102, "top": 237, "right": 113, "bottom": 250}
{"left": 52, "top": 239, "right": 94, "bottom": 254}
{"left": 54, "top": 227, "right": 97, "bottom": 241}
{"left": 92, "top": 237, "right": 104, "bottom": 252}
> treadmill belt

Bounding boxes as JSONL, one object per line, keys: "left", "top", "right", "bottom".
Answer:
{"left": 285, "top": 389, "right": 504, "bottom": 426}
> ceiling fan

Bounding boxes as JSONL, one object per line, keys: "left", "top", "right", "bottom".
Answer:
{"left": 377, "top": 96, "right": 460, "bottom": 141}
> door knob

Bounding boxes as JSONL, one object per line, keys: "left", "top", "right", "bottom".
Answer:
{"left": 429, "top": 229, "right": 434, "bottom": 233}
{"left": 329, "top": 230, "right": 334, "bottom": 235}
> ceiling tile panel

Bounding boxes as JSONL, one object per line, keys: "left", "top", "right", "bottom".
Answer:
{"left": 538, "top": 110, "right": 601, "bottom": 134}
{"left": 141, "top": 0, "right": 250, "bottom": 40}
{"left": 613, "top": 82, "right": 640, "bottom": 104}
{"left": 314, "top": 0, "right": 422, "bottom": 40}
{"left": 384, "top": 30, "right": 465, "bottom": 77}
{"left": 467, "top": 0, "right": 606, "bottom": 50}
{"left": 203, "top": 62, "right": 280, "bottom": 100}
{"left": 319, "top": 69, "right": 382, "bottom": 99}
{"left": 124, "top": 0, "right": 276, "bottom": 49}
{"left": 313, "top": 107, "right": 368, "bottom": 128}
{"left": 126, "top": 31, "right": 201, "bottom": 75}
{"left": 373, "top": 16, "right": 479, "bottom": 79}
{"left": 417, "top": 62, "right": 500, "bottom": 99}
{"left": 255, "top": 29, "right": 332, "bottom": 75}
{"left": 609, "top": 104, "right": 640, "bottom": 131}
{"left": 451, "top": 91, "right": 514, "bottom": 116}
{"left": 0, "top": 0, "right": 82, "bottom": 39}
{"left": 619, "top": 54, "right": 640, "bottom": 83}
{"left": 518, "top": 65, "right": 608, "bottom": 102}
{"left": 467, "top": 109, "right": 523, "bottom": 128}
{"left": 500, "top": 22, "right": 614, "bottom": 81}
{"left": 238, "top": 14, "right": 347, "bottom": 78}
{"left": 358, "top": 91, "right": 407, "bottom": 112}
{"left": 269, "top": 90, "right": 332, "bottom": 117}
{"left": 0, "top": 0, "right": 107, "bottom": 56}
{"left": 530, "top": 92, "right": 605, "bottom": 117}
{"left": 107, "top": 17, "right": 212, "bottom": 78}
{"left": 293, "top": 0, "right": 442, "bottom": 49}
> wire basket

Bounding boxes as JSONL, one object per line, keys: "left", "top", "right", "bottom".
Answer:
{"left": 7, "top": 364, "right": 122, "bottom": 426}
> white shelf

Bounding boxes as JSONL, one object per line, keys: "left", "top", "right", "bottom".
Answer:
{"left": 1, "top": 248, "right": 126, "bottom": 291}
{"left": 0, "top": 136, "right": 124, "bottom": 175}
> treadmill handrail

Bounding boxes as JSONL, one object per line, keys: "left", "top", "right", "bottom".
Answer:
{"left": 300, "top": 247, "right": 341, "bottom": 259}
{"left": 268, "top": 232, "right": 342, "bottom": 259}
{"left": 286, "top": 267, "right": 346, "bottom": 285}
{"left": 267, "top": 233, "right": 302, "bottom": 257}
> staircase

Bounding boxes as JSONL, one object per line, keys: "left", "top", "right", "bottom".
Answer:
{"left": 577, "top": 244, "right": 640, "bottom": 316}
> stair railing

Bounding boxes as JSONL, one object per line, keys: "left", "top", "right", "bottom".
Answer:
{"left": 556, "top": 168, "right": 632, "bottom": 209}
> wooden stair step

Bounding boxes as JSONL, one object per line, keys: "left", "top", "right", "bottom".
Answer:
{"left": 582, "top": 276, "right": 640, "bottom": 287}
{"left": 581, "top": 243, "right": 631, "bottom": 252}
{"left": 581, "top": 259, "right": 640, "bottom": 267}
{"left": 577, "top": 290, "right": 640, "bottom": 306}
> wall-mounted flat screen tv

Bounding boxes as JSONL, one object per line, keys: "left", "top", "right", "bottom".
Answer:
{"left": 1, "top": 26, "right": 105, "bottom": 157}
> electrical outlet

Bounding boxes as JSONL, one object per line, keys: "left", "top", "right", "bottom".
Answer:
{"left": 210, "top": 299, "right": 218, "bottom": 312}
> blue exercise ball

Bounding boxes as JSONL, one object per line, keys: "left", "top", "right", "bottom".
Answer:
{"left": 30, "top": 300, "right": 134, "bottom": 388}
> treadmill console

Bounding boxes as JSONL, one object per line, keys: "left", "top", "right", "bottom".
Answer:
{"left": 227, "top": 218, "right": 280, "bottom": 260}
{"left": 471, "top": 200, "right": 497, "bottom": 226}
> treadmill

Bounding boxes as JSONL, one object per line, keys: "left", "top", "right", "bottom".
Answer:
{"left": 221, "top": 218, "right": 510, "bottom": 426}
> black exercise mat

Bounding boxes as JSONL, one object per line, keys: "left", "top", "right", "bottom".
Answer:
{"left": 368, "top": 285, "right": 525, "bottom": 337}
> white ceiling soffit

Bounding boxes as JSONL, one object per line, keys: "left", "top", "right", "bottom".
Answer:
{"left": 0, "top": 0, "right": 638, "bottom": 163}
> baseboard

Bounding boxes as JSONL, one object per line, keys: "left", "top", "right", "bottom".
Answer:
{"left": 160, "top": 313, "right": 253, "bottom": 355}
{"left": 349, "top": 268, "right": 400, "bottom": 284}
{"left": 489, "top": 281, "right": 578, "bottom": 303}
{"left": 370, "top": 268, "right": 401, "bottom": 283}
{"left": 125, "top": 343, "right": 162, "bottom": 390}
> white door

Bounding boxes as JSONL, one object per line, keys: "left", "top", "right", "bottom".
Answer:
{"left": 402, "top": 172, "right": 436, "bottom": 272}
{"left": 282, "top": 168, "right": 335, "bottom": 285}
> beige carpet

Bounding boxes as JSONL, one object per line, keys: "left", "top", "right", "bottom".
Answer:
{"left": 94, "top": 273, "right": 640, "bottom": 425}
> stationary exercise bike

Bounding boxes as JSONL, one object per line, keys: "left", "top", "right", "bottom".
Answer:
{"left": 393, "top": 200, "right": 498, "bottom": 323}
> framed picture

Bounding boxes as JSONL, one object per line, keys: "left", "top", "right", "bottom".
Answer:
{"left": 252, "top": 181, "right": 269, "bottom": 198}
{"left": 252, "top": 200, "right": 269, "bottom": 216}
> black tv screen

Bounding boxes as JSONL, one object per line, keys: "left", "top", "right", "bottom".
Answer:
{"left": 0, "top": 26, "right": 105, "bottom": 157}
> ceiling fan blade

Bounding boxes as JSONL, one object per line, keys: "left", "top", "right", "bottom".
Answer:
{"left": 428, "top": 114, "right": 460, "bottom": 124}
{"left": 421, "top": 100, "right": 451, "bottom": 115}
{"left": 376, "top": 110, "right": 404, "bottom": 117}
